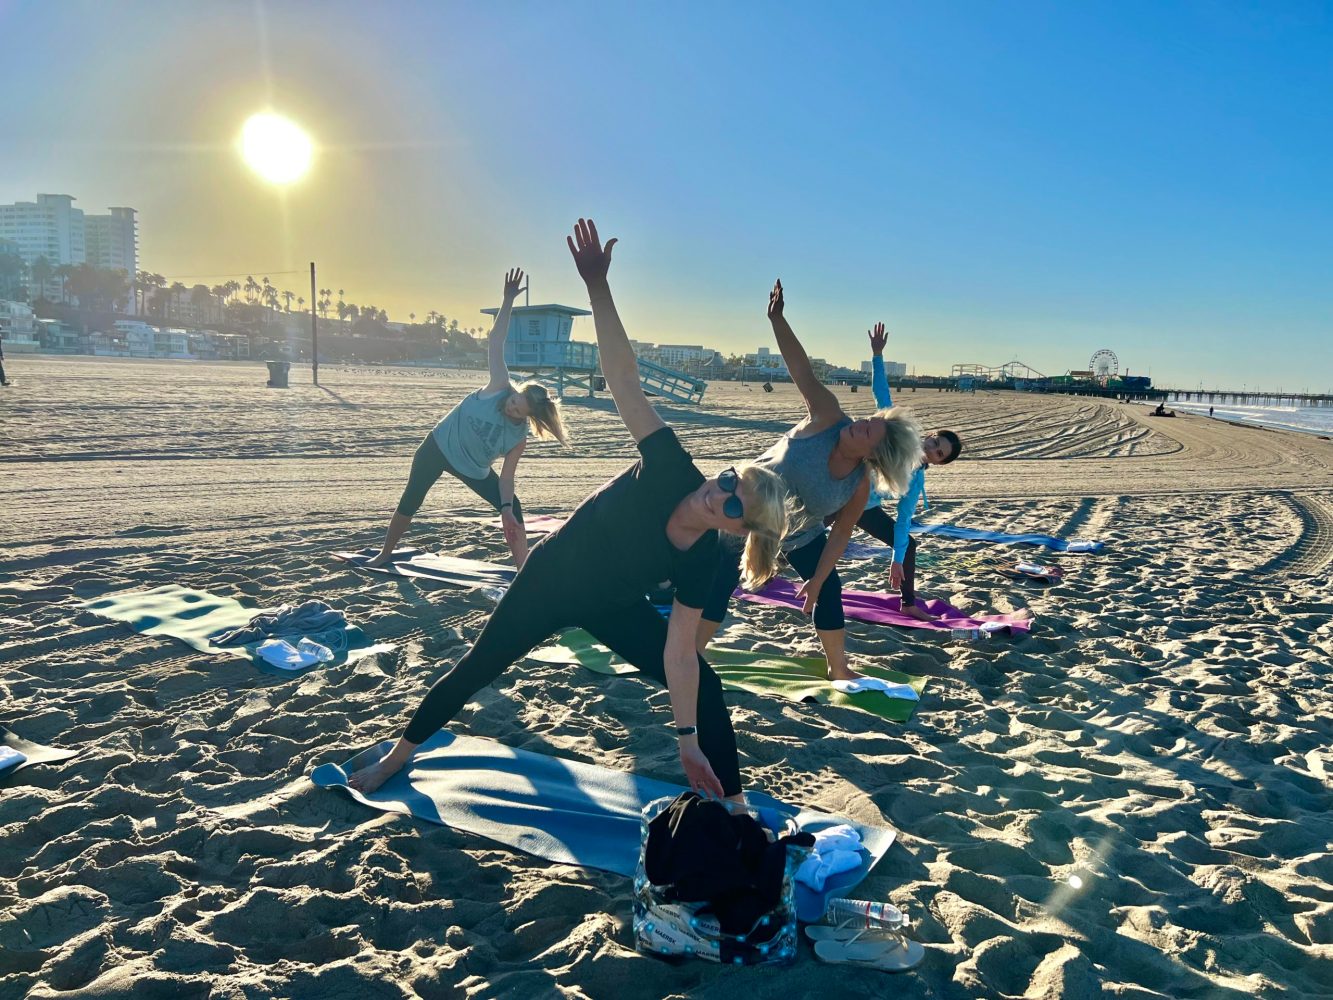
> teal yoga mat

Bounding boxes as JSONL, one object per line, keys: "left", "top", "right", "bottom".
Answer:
{"left": 81, "top": 585, "right": 392, "bottom": 670}
{"left": 313, "top": 730, "right": 896, "bottom": 922}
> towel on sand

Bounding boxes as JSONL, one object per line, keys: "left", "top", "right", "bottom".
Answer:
{"left": 0, "top": 725, "right": 80, "bottom": 777}
{"left": 82, "top": 585, "right": 390, "bottom": 670}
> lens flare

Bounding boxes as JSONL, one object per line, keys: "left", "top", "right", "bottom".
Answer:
{"left": 240, "top": 113, "right": 314, "bottom": 184}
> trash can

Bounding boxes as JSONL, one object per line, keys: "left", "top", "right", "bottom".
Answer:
{"left": 266, "top": 361, "right": 291, "bottom": 388}
{"left": 592, "top": 375, "right": 607, "bottom": 391}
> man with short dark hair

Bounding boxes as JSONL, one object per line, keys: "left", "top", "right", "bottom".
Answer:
{"left": 847, "top": 323, "right": 962, "bottom": 620}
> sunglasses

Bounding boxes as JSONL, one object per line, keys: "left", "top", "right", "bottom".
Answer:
{"left": 717, "top": 467, "right": 745, "bottom": 520}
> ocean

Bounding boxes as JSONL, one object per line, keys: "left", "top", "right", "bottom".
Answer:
{"left": 1169, "top": 397, "right": 1333, "bottom": 437}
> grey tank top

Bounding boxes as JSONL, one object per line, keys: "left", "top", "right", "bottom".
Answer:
{"left": 758, "top": 418, "right": 865, "bottom": 551}
{"left": 432, "top": 388, "right": 529, "bottom": 480}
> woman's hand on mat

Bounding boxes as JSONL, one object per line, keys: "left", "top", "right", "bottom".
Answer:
{"left": 868, "top": 321, "right": 887, "bottom": 356}
{"left": 795, "top": 576, "right": 821, "bottom": 616}
{"left": 767, "top": 279, "right": 784, "bottom": 321}
{"left": 503, "top": 267, "right": 527, "bottom": 302}
{"left": 890, "top": 561, "right": 905, "bottom": 590}
{"left": 567, "top": 218, "right": 617, "bottom": 286}
{"left": 679, "top": 740, "right": 727, "bottom": 800}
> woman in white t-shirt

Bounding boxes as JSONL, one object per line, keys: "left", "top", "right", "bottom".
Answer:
{"left": 366, "top": 269, "right": 567, "bottom": 568}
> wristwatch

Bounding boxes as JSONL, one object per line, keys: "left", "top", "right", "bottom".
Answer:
{"left": 675, "top": 725, "right": 698, "bottom": 737}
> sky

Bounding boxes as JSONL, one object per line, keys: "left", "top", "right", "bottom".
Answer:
{"left": 1, "top": 0, "right": 1330, "bottom": 390}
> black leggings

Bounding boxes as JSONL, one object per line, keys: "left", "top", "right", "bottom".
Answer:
{"left": 853, "top": 506, "right": 917, "bottom": 605}
{"left": 702, "top": 532, "right": 845, "bottom": 632}
{"left": 401, "top": 533, "right": 743, "bottom": 796}
{"left": 396, "top": 433, "right": 522, "bottom": 520}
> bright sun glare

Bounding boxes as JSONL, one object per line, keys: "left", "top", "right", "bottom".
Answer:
{"left": 239, "top": 113, "right": 313, "bottom": 185}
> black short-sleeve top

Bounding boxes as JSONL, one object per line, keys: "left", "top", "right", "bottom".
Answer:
{"left": 555, "top": 427, "right": 719, "bottom": 609}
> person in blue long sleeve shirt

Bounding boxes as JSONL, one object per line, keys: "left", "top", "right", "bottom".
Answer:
{"left": 849, "top": 323, "right": 962, "bottom": 619}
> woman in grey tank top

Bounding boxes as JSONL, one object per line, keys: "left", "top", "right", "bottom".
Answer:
{"left": 365, "top": 269, "right": 569, "bottom": 569}
{"left": 698, "top": 280, "right": 923, "bottom": 682}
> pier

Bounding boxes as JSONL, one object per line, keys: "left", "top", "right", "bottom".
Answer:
{"left": 1164, "top": 390, "right": 1333, "bottom": 407}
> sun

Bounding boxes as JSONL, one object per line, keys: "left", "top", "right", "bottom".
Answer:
{"left": 239, "top": 112, "right": 314, "bottom": 185}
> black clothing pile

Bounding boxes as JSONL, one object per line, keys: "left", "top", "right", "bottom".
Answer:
{"left": 645, "top": 791, "right": 814, "bottom": 939}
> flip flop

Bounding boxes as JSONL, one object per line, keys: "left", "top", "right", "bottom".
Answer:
{"left": 813, "top": 936, "right": 925, "bottom": 971}
{"left": 803, "top": 909, "right": 907, "bottom": 942}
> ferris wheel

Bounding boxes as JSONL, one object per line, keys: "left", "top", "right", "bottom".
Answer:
{"left": 1089, "top": 349, "right": 1119, "bottom": 380}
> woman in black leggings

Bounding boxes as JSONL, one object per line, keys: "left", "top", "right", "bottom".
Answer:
{"left": 350, "top": 219, "right": 788, "bottom": 802}
{"left": 366, "top": 268, "right": 567, "bottom": 569}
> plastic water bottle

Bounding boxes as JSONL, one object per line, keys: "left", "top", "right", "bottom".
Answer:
{"left": 949, "top": 627, "right": 985, "bottom": 643}
{"left": 825, "top": 897, "right": 907, "bottom": 930}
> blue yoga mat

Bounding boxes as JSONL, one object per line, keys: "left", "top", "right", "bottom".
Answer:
{"left": 82, "top": 585, "right": 392, "bottom": 672}
{"left": 843, "top": 521, "right": 1103, "bottom": 559}
{"left": 313, "top": 730, "right": 896, "bottom": 921}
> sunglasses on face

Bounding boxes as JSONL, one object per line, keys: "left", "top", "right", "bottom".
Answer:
{"left": 717, "top": 467, "right": 745, "bottom": 520}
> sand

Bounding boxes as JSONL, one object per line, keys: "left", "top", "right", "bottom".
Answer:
{"left": 2, "top": 355, "right": 1331, "bottom": 999}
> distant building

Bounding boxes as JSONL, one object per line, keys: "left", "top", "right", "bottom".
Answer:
{"left": 743, "top": 346, "right": 789, "bottom": 377}
{"left": 0, "top": 193, "right": 138, "bottom": 299}
{"left": 649, "top": 343, "right": 719, "bottom": 369}
{"left": 83, "top": 207, "right": 139, "bottom": 282}
{"left": 0, "top": 299, "right": 39, "bottom": 351}
{"left": 860, "top": 359, "right": 907, "bottom": 378}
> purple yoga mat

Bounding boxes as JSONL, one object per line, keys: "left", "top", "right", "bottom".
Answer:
{"left": 739, "top": 578, "right": 1033, "bottom": 633}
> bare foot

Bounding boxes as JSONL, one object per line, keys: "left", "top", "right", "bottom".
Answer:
{"left": 347, "top": 754, "right": 401, "bottom": 793}
{"left": 827, "top": 662, "right": 865, "bottom": 683}
{"left": 902, "top": 605, "right": 934, "bottom": 622}
{"left": 365, "top": 552, "right": 394, "bottom": 568}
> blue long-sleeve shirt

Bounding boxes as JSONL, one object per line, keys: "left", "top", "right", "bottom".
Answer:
{"left": 865, "top": 355, "right": 926, "bottom": 562}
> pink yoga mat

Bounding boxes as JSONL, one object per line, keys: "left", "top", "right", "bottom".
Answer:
{"left": 739, "top": 578, "right": 1032, "bottom": 633}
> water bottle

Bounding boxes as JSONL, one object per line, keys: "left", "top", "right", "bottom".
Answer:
{"left": 949, "top": 627, "right": 984, "bottom": 643}
{"left": 824, "top": 897, "right": 907, "bottom": 930}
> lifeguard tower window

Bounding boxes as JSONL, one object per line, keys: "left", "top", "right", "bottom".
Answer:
{"left": 528, "top": 319, "right": 540, "bottom": 338}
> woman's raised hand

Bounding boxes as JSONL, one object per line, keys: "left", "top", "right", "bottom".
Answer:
{"left": 566, "top": 218, "right": 618, "bottom": 286}
{"left": 767, "top": 279, "right": 784, "bottom": 320}
{"left": 503, "top": 268, "right": 526, "bottom": 301}
{"left": 868, "top": 321, "right": 887, "bottom": 356}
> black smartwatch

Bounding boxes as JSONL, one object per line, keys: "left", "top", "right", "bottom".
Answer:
{"left": 675, "top": 725, "right": 698, "bottom": 737}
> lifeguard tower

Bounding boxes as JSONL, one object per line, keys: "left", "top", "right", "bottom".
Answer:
{"left": 481, "top": 302, "right": 707, "bottom": 404}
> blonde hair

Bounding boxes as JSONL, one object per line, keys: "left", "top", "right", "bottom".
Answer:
{"left": 867, "top": 407, "right": 924, "bottom": 496}
{"left": 517, "top": 382, "right": 569, "bottom": 445}
{"left": 736, "top": 464, "right": 789, "bottom": 591}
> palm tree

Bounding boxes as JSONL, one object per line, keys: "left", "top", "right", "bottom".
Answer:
{"left": 244, "top": 275, "right": 259, "bottom": 304}
{"left": 336, "top": 300, "right": 348, "bottom": 329}
{"left": 282, "top": 290, "right": 294, "bottom": 312}
{"left": 30, "top": 256, "right": 53, "bottom": 302}
{"left": 54, "top": 263, "right": 77, "bottom": 304}
{"left": 297, "top": 296, "right": 305, "bottom": 313}
{"left": 211, "top": 285, "right": 228, "bottom": 324}
{"left": 409, "top": 312, "right": 416, "bottom": 324}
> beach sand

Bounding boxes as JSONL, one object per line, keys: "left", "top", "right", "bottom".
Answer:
{"left": 2, "top": 356, "right": 1331, "bottom": 999}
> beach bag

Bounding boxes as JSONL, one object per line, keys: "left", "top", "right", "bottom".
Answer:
{"left": 633, "top": 794, "right": 808, "bottom": 966}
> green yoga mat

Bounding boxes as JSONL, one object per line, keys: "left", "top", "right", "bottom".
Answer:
{"left": 528, "top": 630, "right": 928, "bottom": 723}
{"left": 82, "top": 585, "right": 392, "bottom": 669}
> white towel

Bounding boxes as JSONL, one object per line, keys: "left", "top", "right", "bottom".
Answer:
{"left": 811, "top": 824, "right": 863, "bottom": 854}
{"left": 0, "top": 747, "right": 28, "bottom": 772}
{"left": 831, "top": 677, "right": 920, "bottom": 701}
{"left": 258, "top": 638, "right": 323, "bottom": 671}
{"left": 795, "top": 848, "right": 863, "bottom": 891}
